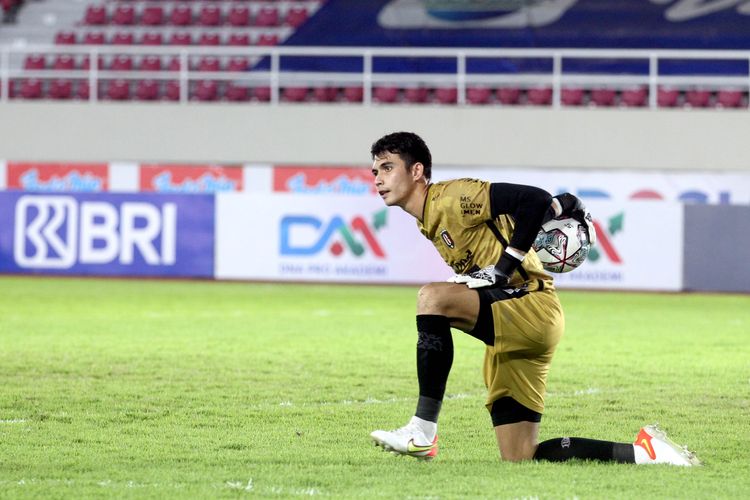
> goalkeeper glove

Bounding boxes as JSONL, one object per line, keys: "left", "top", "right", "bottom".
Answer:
{"left": 447, "top": 252, "right": 522, "bottom": 289}
{"left": 553, "top": 193, "right": 597, "bottom": 246}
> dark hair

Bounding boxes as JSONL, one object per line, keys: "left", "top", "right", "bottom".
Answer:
{"left": 370, "top": 132, "right": 432, "bottom": 181}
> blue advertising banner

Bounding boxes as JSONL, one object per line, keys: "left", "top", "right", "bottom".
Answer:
{"left": 0, "top": 192, "right": 215, "bottom": 277}
{"left": 270, "top": 1, "right": 750, "bottom": 75}
{"left": 289, "top": 0, "right": 750, "bottom": 50}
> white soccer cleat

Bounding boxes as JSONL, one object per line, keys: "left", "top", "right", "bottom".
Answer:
{"left": 634, "top": 424, "right": 701, "bottom": 466}
{"left": 370, "top": 418, "right": 438, "bottom": 461}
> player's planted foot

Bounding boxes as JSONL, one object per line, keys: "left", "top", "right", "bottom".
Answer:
{"left": 371, "top": 416, "right": 438, "bottom": 460}
{"left": 634, "top": 424, "right": 701, "bottom": 466}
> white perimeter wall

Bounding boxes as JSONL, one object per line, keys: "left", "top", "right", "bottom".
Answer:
{"left": 1, "top": 102, "right": 750, "bottom": 170}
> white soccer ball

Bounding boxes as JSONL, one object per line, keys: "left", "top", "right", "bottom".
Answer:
{"left": 532, "top": 217, "right": 592, "bottom": 273}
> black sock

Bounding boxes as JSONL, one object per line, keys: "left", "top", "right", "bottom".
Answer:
{"left": 414, "top": 315, "right": 453, "bottom": 423}
{"left": 534, "top": 437, "right": 635, "bottom": 463}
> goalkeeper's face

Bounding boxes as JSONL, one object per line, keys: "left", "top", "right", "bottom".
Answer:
{"left": 371, "top": 152, "right": 424, "bottom": 208}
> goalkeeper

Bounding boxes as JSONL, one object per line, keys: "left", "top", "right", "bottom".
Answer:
{"left": 368, "top": 131, "right": 699, "bottom": 466}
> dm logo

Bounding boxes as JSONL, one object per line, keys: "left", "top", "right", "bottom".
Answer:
{"left": 589, "top": 212, "right": 623, "bottom": 264}
{"left": 280, "top": 209, "right": 387, "bottom": 258}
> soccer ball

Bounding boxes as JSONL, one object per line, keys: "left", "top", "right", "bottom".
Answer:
{"left": 532, "top": 217, "right": 592, "bottom": 273}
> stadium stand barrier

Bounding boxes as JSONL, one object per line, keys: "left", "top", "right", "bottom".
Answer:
{"left": 2, "top": 45, "right": 750, "bottom": 107}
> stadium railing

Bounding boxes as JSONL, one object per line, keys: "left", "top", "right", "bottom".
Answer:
{"left": 2, "top": 44, "right": 749, "bottom": 107}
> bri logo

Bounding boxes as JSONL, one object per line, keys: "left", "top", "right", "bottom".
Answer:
{"left": 14, "top": 195, "right": 177, "bottom": 269}
{"left": 588, "top": 212, "right": 623, "bottom": 264}
{"left": 280, "top": 210, "right": 387, "bottom": 258}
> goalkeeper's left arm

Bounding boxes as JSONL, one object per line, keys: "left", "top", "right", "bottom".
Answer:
{"left": 450, "top": 183, "right": 552, "bottom": 289}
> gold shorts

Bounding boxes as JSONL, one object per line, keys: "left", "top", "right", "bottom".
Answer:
{"left": 479, "top": 288, "right": 564, "bottom": 415}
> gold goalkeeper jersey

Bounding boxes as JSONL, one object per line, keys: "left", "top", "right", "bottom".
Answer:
{"left": 417, "top": 178, "right": 553, "bottom": 289}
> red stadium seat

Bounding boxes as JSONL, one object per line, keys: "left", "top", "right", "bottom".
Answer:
{"left": 403, "top": 86, "right": 429, "bottom": 104}
{"left": 561, "top": 87, "right": 585, "bottom": 106}
{"left": 657, "top": 87, "right": 680, "bottom": 107}
{"left": 52, "top": 54, "right": 75, "bottom": 70}
{"left": 55, "top": 31, "right": 77, "bottom": 45}
{"left": 111, "top": 32, "right": 135, "bottom": 45}
{"left": 197, "top": 56, "right": 221, "bottom": 72}
{"left": 227, "top": 5, "right": 250, "bottom": 27}
{"left": 104, "top": 79, "right": 131, "bottom": 100}
{"left": 166, "top": 56, "right": 182, "bottom": 71}
{"left": 170, "top": 5, "right": 193, "bottom": 26}
{"left": 255, "top": 6, "right": 279, "bottom": 27}
{"left": 620, "top": 86, "right": 648, "bottom": 107}
{"left": 312, "top": 86, "right": 338, "bottom": 102}
{"left": 685, "top": 88, "right": 712, "bottom": 108}
{"left": 590, "top": 87, "right": 617, "bottom": 107}
{"left": 373, "top": 86, "right": 399, "bottom": 103}
{"left": 199, "top": 5, "right": 221, "bottom": 26}
{"left": 141, "top": 6, "right": 164, "bottom": 26}
{"left": 24, "top": 54, "right": 46, "bottom": 70}
{"left": 83, "top": 31, "right": 106, "bottom": 44}
{"left": 112, "top": 4, "right": 135, "bottom": 25}
{"left": 49, "top": 79, "right": 73, "bottom": 99}
{"left": 194, "top": 80, "right": 220, "bottom": 101}
{"left": 110, "top": 54, "right": 134, "bottom": 71}
{"left": 169, "top": 32, "right": 193, "bottom": 46}
{"left": 139, "top": 55, "right": 162, "bottom": 72}
{"left": 84, "top": 5, "right": 107, "bottom": 26}
{"left": 716, "top": 89, "right": 745, "bottom": 108}
{"left": 20, "top": 79, "right": 43, "bottom": 99}
{"left": 526, "top": 86, "right": 552, "bottom": 105}
{"left": 497, "top": 86, "right": 522, "bottom": 105}
{"left": 282, "top": 86, "right": 309, "bottom": 102}
{"left": 434, "top": 87, "right": 457, "bottom": 104}
{"left": 256, "top": 34, "right": 279, "bottom": 46}
{"left": 164, "top": 80, "right": 181, "bottom": 101}
{"left": 466, "top": 86, "right": 492, "bottom": 104}
{"left": 81, "top": 55, "right": 105, "bottom": 70}
{"left": 226, "top": 83, "right": 250, "bottom": 102}
{"left": 228, "top": 33, "right": 251, "bottom": 46}
{"left": 227, "top": 56, "right": 250, "bottom": 72}
{"left": 141, "top": 32, "right": 164, "bottom": 46}
{"left": 198, "top": 33, "right": 221, "bottom": 46}
{"left": 135, "top": 79, "right": 160, "bottom": 100}
{"left": 253, "top": 86, "right": 271, "bottom": 102}
{"left": 342, "top": 86, "right": 363, "bottom": 103}
{"left": 285, "top": 7, "right": 308, "bottom": 27}
{"left": 76, "top": 80, "right": 91, "bottom": 100}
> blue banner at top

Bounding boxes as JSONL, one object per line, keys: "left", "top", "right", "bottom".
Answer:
{"left": 288, "top": 0, "right": 750, "bottom": 49}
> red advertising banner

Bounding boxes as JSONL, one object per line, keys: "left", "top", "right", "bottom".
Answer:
{"left": 7, "top": 162, "right": 109, "bottom": 192}
{"left": 273, "top": 166, "right": 375, "bottom": 195}
{"left": 140, "top": 164, "right": 243, "bottom": 193}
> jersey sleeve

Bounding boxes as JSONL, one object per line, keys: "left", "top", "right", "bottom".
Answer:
{"left": 439, "top": 179, "right": 493, "bottom": 227}
{"left": 490, "top": 182, "right": 553, "bottom": 252}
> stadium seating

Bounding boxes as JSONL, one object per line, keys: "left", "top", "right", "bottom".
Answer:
{"left": 49, "top": 79, "right": 73, "bottom": 100}
{"left": 403, "top": 86, "right": 429, "bottom": 104}
{"left": 342, "top": 86, "right": 363, "bottom": 103}
{"left": 498, "top": 87, "right": 523, "bottom": 105}
{"left": 685, "top": 89, "right": 712, "bottom": 108}
{"left": 373, "top": 86, "right": 399, "bottom": 104}
{"left": 434, "top": 87, "right": 457, "bottom": 104}
{"left": 466, "top": 86, "right": 492, "bottom": 105}
{"left": 716, "top": 89, "right": 745, "bottom": 108}
{"left": 589, "top": 88, "right": 617, "bottom": 107}
{"left": 526, "top": 87, "right": 552, "bottom": 106}
{"left": 620, "top": 86, "right": 648, "bottom": 107}
{"left": 561, "top": 87, "right": 585, "bottom": 106}
{"left": 3, "top": 1, "right": 744, "bottom": 107}
{"left": 658, "top": 87, "right": 681, "bottom": 108}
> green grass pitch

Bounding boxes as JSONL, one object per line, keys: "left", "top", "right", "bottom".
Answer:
{"left": 0, "top": 276, "right": 748, "bottom": 499}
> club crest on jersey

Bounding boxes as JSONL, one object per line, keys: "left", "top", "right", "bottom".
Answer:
{"left": 440, "top": 229, "right": 455, "bottom": 249}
